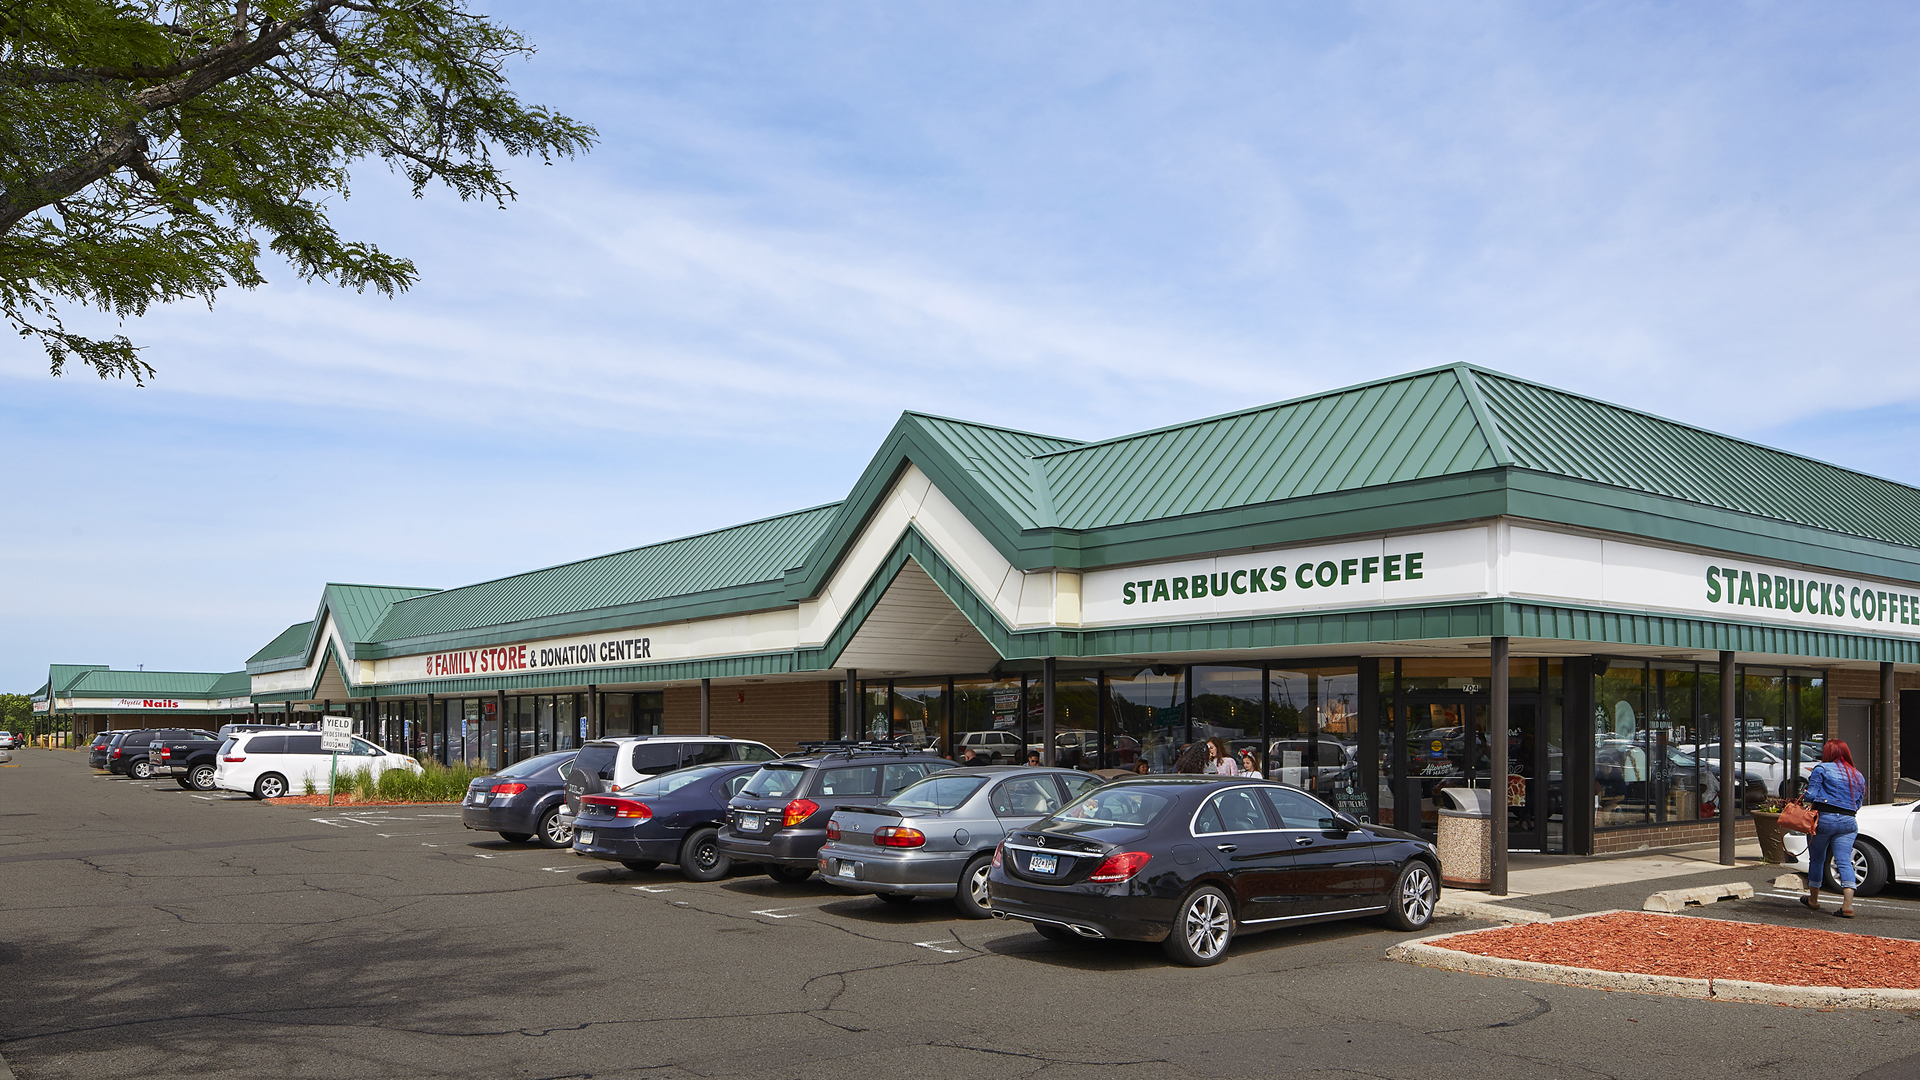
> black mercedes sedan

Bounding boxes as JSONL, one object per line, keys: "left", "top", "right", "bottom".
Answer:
{"left": 461, "top": 750, "right": 578, "bottom": 848}
{"left": 573, "top": 761, "right": 765, "bottom": 880}
{"left": 986, "top": 777, "right": 1441, "bottom": 966}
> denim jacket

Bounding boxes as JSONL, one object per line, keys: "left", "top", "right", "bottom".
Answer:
{"left": 1803, "top": 761, "right": 1865, "bottom": 811}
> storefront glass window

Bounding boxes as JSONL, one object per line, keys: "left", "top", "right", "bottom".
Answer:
{"left": 462, "top": 698, "right": 482, "bottom": 767}
{"left": 950, "top": 676, "right": 1021, "bottom": 759}
{"left": 1191, "top": 666, "right": 1260, "bottom": 772}
{"left": 1106, "top": 667, "right": 1185, "bottom": 773}
{"left": 892, "top": 682, "right": 944, "bottom": 751}
{"left": 1738, "top": 669, "right": 1787, "bottom": 813}
{"left": 1787, "top": 675, "right": 1825, "bottom": 797}
{"left": 637, "top": 691, "right": 663, "bottom": 737}
{"left": 603, "top": 694, "right": 634, "bottom": 738}
{"left": 1651, "top": 666, "right": 1702, "bottom": 824}
{"left": 1595, "top": 659, "right": 1650, "bottom": 827}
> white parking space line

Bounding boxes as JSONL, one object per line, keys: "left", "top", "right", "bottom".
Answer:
{"left": 750, "top": 907, "right": 807, "bottom": 919}
{"left": 1763, "top": 890, "right": 1904, "bottom": 907}
{"left": 631, "top": 885, "right": 674, "bottom": 894}
{"left": 540, "top": 866, "right": 578, "bottom": 873}
{"left": 309, "top": 818, "right": 354, "bottom": 829}
{"left": 913, "top": 940, "right": 963, "bottom": 954}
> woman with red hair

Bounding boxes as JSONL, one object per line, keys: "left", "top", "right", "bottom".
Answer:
{"left": 1801, "top": 739, "right": 1868, "bottom": 917}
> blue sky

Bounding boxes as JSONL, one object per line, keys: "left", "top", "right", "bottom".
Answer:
{"left": 9, "top": 2, "right": 1920, "bottom": 691}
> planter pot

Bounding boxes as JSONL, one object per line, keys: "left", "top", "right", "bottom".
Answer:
{"left": 1751, "top": 810, "right": 1786, "bottom": 864}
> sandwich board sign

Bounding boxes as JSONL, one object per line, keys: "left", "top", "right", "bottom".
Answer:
{"left": 321, "top": 716, "right": 352, "bottom": 804}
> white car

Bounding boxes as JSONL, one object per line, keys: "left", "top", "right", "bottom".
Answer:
{"left": 213, "top": 730, "right": 421, "bottom": 799}
{"left": 1826, "top": 799, "right": 1920, "bottom": 896}
{"left": 1696, "top": 742, "right": 1816, "bottom": 796}
{"left": 953, "top": 730, "right": 1024, "bottom": 764}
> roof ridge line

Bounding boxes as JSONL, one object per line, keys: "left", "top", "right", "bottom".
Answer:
{"left": 382, "top": 500, "right": 848, "bottom": 607}
{"left": 1453, "top": 365, "right": 1516, "bottom": 468}
{"left": 325, "top": 582, "right": 442, "bottom": 592}
{"left": 1030, "top": 362, "right": 1472, "bottom": 459}
{"left": 1468, "top": 367, "right": 1920, "bottom": 496}
{"left": 902, "top": 411, "right": 1084, "bottom": 446}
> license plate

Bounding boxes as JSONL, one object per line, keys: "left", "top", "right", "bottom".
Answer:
{"left": 577, "top": 831, "right": 593, "bottom": 845}
{"left": 739, "top": 813, "right": 763, "bottom": 832}
{"left": 837, "top": 860, "right": 857, "bottom": 878}
{"left": 468, "top": 792, "right": 487, "bottom": 805}
{"left": 1029, "top": 853, "right": 1058, "bottom": 874}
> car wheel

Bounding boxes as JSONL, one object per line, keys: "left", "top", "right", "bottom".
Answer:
{"left": 253, "top": 773, "right": 288, "bottom": 800}
{"left": 767, "top": 865, "right": 814, "bottom": 884}
{"left": 621, "top": 860, "right": 661, "bottom": 873}
{"left": 953, "top": 853, "right": 994, "bottom": 919}
{"left": 536, "top": 808, "right": 573, "bottom": 849}
{"left": 130, "top": 759, "right": 153, "bottom": 780}
{"left": 877, "top": 893, "right": 916, "bottom": 905}
{"left": 1827, "top": 842, "right": 1891, "bottom": 897}
{"left": 189, "top": 764, "right": 217, "bottom": 791}
{"left": 498, "top": 832, "right": 534, "bottom": 843}
{"left": 1162, "top": 886, "right": 1233, "bottom": 967}
{"left": 175, "top": 775, "right": 194, "bottom": 789}
{"left": 1382, "top": 860, "right": 1438, "bottom": 931}
{"left": 680, "top": 827, "right": 730, "bottom": 882}
{"left": 1033, "top": 923, "right": 1082, "bottom": 943}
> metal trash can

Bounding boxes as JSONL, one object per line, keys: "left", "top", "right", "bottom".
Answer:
{"left": 1436, "top": 786, "right": 1492, "bottom": 889}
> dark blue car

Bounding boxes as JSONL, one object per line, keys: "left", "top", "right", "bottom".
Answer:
{"left": 573, "top": 761, "right": 762, "bottom": 880}
{"left": 461, "top": 750, "right": 578, "bottom": 848}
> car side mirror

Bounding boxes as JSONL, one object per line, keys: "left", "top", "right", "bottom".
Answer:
{"left": 1330, "top": 813, "right": 1360, "bottom": 834}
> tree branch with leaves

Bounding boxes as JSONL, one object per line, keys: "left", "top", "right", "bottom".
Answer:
{"left": 0, "top": 0, "right": 596, "bottom": 381}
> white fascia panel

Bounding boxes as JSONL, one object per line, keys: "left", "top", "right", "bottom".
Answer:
{"left": 251, "top": 614, "right": 354, "bottom": 696}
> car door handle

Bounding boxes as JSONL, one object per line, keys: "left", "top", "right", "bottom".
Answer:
{"left": 1217, "top": 844, "right": 1236, "bottom": 853}
{"left": 1295, "top": 837, "right": 1315, "bottom": 846}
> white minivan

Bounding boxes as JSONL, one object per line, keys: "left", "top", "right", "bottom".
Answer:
{"left": 214, "top": 730, "right": 422, "bottom": 799}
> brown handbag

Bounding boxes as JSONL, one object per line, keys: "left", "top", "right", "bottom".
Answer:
{"left": 1779, "top": 799, "right": 1819, "bottom": 834}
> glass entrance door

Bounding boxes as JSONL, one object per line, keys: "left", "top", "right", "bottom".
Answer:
{"left": 1393, "top": 694, "right": 1547, "bottom": 851}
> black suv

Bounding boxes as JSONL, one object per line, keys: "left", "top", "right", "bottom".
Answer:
{"left": 717, "top": 744, "right": 957, "bottom": 883}
{"left": 105, "top": 728, "right": 215, "bottom": 779}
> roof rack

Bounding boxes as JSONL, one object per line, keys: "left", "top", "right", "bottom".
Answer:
{"left": 788, "top": 740, "right": 940, "bottom": 759}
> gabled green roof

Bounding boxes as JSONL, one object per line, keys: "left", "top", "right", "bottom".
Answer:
{"left": 46, "top": 664, "right": 107, "bottom": 696}
{"left": 365, "top": 504, "right": 842, "bottom": 645}
{"left": 325, "top": 584, "right": 441, "bottom": 645}
{"left": 249, "top": 621, "right": 314, "bottom": 665}
{"left": 64, "top": 669, "right": 232, "bottom": 697}
{"left": 206, "top": 670, "right": 251, "bottom": 697}
{"left": 1470, "top": 369, "right": 1920, "bottom": 548}
{"left": 1037, "top": 367, "right": 1496, "bottom": 530}
{"left": 906, "top": 414, "right": 1082, "bottom": 529}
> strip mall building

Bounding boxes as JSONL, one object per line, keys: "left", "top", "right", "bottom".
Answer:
{"left": 34, "top": 366, "right": 1920, "bottom": 856}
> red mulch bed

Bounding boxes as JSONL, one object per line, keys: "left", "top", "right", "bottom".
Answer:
{"left": 1432, "top": 911, "right": 1920, "bottom": 989}
{"left": 263, "top": 795, "right": 457, "bottom": 807}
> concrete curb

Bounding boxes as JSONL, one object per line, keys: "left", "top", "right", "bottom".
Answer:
{"left": 1387, "top": 909, "right": 1920, "bottom": 1009}
{"left": 1434, "top": 897, "right": 1552, "bottom": 923}
{"left": 1642, "top": 881, "right": 1753, "bottom": 912}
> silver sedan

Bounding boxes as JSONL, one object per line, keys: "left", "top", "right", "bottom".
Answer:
{"left": 817, "top": 766, "right": 1107, "bottom": 917}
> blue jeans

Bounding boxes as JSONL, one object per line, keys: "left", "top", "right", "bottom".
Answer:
{"left": 1806, "top": 812, "right": 1859, "bottom": 889}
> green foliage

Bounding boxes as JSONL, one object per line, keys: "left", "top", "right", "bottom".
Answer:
{"left": 0, "top": 693, "right": 31, "bottom": 731}
{"left": 302, "top": 771, "right": 316, "bottom": 795}
{"left": 0, "top": 0, "right": 596, "bottom": 380}
{"left": 334, "top": 758, "right": 489, "bottom": 802}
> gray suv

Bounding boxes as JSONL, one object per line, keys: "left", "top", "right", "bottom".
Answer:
{"left": 718, "top": 747, "right": 957, "bottom": 883}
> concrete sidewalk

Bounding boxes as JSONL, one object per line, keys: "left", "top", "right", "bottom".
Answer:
{"left": 1449, "top": 841, "right": 1768, "bottom": 902}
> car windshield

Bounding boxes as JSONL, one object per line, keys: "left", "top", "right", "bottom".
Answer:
{"left": 741, "top": 765, "right": 807, "bottom": 798}
{"left": 890, "top": 773, "right": 987, "bottom": 810}
{"left": 493, "top": 751, "right": 575, "bottom": 779}
{"left": 622, "top": 765, "right": 733, "bottom": 796}
{"left": 1052, "top": 786, "right": 1176, "bottom": 827}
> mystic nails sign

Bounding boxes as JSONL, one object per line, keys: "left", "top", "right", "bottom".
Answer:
{"left": 421, "top": 635, "right": 652, "bottom": 679}
{"left": 1081, "top": 528, "right": 1492, "bottom": 625}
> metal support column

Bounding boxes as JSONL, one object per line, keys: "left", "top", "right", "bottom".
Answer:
{"left": 1881, "top": 662, "right": 1899, "bottom": 805}
{"left": 1097, "top": 670, "right": 1109, "bottom": 770}
{"left": 1042, "top": 657, "right": 1057, "bottom": 767}
{"left": 1489, "top": 638, "right": 1510, "bottom": 896}
{"left": 700, "top": 678, "right": 711, "bottom": 737}
{"left": 587, "top": 685, "right": 599, "bottom": 742}
{"left": 1719, "top": 650, "right": 1737, "bottom": 866}
{"left": 844, "top": 669, "right": 858, "bottom": 741}
{"left": 495, "top": 690, "right": 507, "bottom": 766}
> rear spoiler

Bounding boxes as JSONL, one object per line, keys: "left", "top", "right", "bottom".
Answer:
{"left": 833, "top": 804, "right": 905, "bottom": 817}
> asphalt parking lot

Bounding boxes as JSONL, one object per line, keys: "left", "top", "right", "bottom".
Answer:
{"left": 3, "top": 750, "right": 1919, "bottom": 1080}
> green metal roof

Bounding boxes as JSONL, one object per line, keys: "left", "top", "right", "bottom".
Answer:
{"left": 1470, "top": 368, "right": 1920, "bottom": 548}
{"left": 249, "top": 621, "right": 314, "bottom": 665}
{"left": 326, "top": 584, "right": 441, "bottom": 645}
{"left": 62, "top": 669, "right": 234, "bottom": 697}
{"left": 45, "top": 664, "right": 107, "bottom": 696}
{"left": 365, "top": 504, "right": 842, "bottom": 644}
{"left": 905, "top": 414, "right": 1082, "bottom": 528}
{"left": 1036, "top": 368, "right": 1497, "bottom": 530}
{"left": 206, "top": 669, "right": 251, "bottom": 697}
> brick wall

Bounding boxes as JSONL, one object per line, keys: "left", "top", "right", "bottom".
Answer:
{"left": 662, "top": 681, "right": 835, "bottom": 753}
{"left": 1593, "top": 817, "right": 1756, "bottom": 855}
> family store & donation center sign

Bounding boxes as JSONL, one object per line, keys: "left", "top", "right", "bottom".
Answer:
{"left": 423, "top": 636, "right": 652, "bottom": 678}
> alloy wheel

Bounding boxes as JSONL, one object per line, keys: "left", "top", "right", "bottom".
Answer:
{"left": 544, "top": 814, "right": 573, "bottom": 847}
{"left": 968, "top": 861, "right": 992, "bottom": 907}
{"left": 1400, "top": 864, "right": 1436, "bottom": 925}
{"left": 1183, "top": 891, "right": 1231, "bottom": 959}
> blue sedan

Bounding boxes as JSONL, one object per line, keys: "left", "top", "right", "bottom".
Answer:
{"left": 573, "top": 762, "right": 762, "bottom": 880}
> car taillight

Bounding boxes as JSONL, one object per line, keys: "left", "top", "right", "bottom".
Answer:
{"left": 223, "top": 756, "right": 246, "bottom": 762}
{"left": 583, "top": 797, "right": 651, "bottom": 820}
{"left": 1087, "top": 851, "right": 1152, "bottom": 883}
{"left": 825, "top": 821, "right": 841, "bottom": 841}
{"left": 111, "top": 748, "right": 121, "bottom": 758}
{"left": 873, "top": 827, "right": 926, "bottom": 848}
{"left": 490, "top": 783, "right": 528, "bottom": 795}
{"left": 992, "top": 844, "right": 1003, "bottom": 869}
{"left": 782, "top": 799, "right": 819, "bottom": 828}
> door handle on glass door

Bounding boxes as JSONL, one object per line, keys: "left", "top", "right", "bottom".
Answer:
{"left": 1295, "top": 837, "right": 1314, "bottom": 846}
{"left": 1217, "top": 844, "right": 1236, "bottom": 853}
